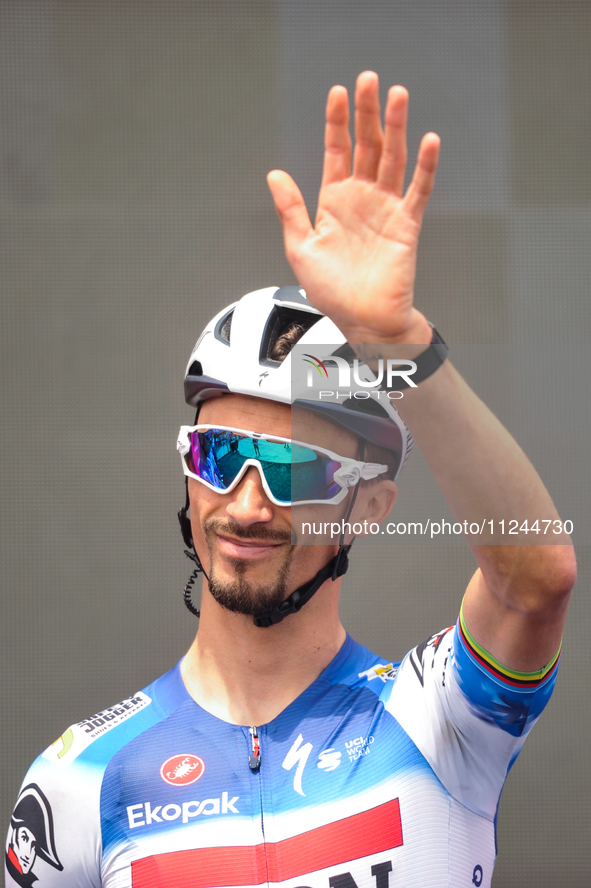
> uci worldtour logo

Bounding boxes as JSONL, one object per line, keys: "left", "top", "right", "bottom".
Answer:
{"left": 302, "top": 353, "right": 417, "bottom": 394}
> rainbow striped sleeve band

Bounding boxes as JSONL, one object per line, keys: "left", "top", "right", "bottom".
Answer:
{"left": 458, "top": 602, "right": 561, "bottom": 689}
{"left": 454, "top": 602, "right": 561, "bottom": 736}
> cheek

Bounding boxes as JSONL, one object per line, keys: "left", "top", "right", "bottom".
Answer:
{"left": 187, "top": 479, "right": 215, "bottom": 540}
{"left": 188, "top": 478, "right": 217, "bottom": 514}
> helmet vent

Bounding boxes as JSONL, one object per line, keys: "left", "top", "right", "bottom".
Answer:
{"left": 188, "top": 360, "right": 203, "bottom": 377}
{"left": 260, "top": 306, "right": 322, "bottom": 366}
{"left": 215, "top": 309, "right": 234, "bottom": 345}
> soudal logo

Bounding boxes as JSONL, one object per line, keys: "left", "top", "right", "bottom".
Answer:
{"left": 160, "top": 754, "right": 205, "bottom": 786}
{"left": 302, "top": 354, "right": 417, "bottom": 389}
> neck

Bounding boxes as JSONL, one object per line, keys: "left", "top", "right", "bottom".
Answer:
{"left": 181, "top": 577, "right": 346, "bottom": 726}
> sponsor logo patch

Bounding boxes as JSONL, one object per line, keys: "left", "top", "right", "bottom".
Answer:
{"left": 160, "top": 754, "right": 205, "bottom": 787}
{"left": 358, "top": 663, "right": 399, "bottom": 683}
{"left": 127, "top": 792, "right": 239, "bottom": 829}
{"left": 345, "top": 735, "right": 375, "bottom": 761}
{"left": 43, "top": 693, "right": 151, "bottom": 767}
{"left": 6, "top": 784, "right": 63, "bottom": 887}
{"left": 317, "top": 748, "right": 342, "bottom": 771}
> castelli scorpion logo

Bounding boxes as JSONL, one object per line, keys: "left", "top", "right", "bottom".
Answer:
{"left": 160, "top": 753, "right": 205, "bottom": 786}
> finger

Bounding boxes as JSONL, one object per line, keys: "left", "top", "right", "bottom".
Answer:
{"left": 321, "top": 85, "right": 352, "bottom": 186}
{"left": 352, "top": 71, "right": 383, "bottom": 181}
{"left": 403, "top": 132, "right": 441, "bottom": 222}
{"left": 377, "top": 85, "right": 408, "bottom": 196}
{"left": 267, "top": 170, "right": 313, "bottom": 260}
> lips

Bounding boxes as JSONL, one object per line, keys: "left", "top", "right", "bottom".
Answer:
{"left": 215, "top": 532, "right": 286, "bottom": 560}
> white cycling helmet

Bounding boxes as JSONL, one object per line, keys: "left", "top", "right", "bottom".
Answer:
{"left": 184, "top": 285, "right": 413, "bottom": 478}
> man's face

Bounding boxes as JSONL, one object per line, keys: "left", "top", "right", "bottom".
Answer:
{"left": 12, "top": 826, "right": 36, "bottom": 874}
{"left": 188, "top": 394, "right": 360, "bottom": 617}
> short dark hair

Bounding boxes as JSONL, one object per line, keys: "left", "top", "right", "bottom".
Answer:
{"left": 269, "top": 322, "right": 308, "bottom": 362}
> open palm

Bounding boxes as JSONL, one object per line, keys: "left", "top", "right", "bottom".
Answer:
{"left": 267, "top": 71, "right": 440, "bottom": 345}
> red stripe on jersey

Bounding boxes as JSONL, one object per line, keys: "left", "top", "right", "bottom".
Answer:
{"left": 132, "top": 797, "right": 403, "bottom": 888}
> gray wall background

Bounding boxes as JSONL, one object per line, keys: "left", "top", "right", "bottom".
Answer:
{"left": 1, "top": 2, "right": 589, "bottom": 885}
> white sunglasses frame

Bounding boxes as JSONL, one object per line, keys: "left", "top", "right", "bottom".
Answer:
{"left": 176, "top": 424, "right": 388, "bottom": 506}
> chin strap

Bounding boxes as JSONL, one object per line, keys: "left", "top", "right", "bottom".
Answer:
{"left": 179, "top": 476, "right": 209, "bottom": 617}
{"left": 253, "top": 441, "right": 365, "bottom": 628}
{"left": 253, "top": 545, "right": 351, "bottom": 628}
{"left": 178, "top": 441, "right": 365, "bottom": 626}
{"left": 182, "top": 549, "right": 203, "bottom": 618}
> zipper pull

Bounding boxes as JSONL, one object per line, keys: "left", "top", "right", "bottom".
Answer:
{"left": 249, "top": 726, "right": 261, "bottom": 771}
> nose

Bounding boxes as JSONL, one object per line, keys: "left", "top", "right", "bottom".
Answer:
{"left": 225, "top": 465, "right": 276, "bottom": 526}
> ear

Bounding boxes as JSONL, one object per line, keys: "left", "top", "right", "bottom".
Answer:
{"left": 351, "top": 479, "right": 397, "bottom": 533}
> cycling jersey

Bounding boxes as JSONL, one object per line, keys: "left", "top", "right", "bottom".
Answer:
{"left": 5, "top": 613, "right": 559, "bottom": 888}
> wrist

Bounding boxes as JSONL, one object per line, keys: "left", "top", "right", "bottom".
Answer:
{"left": 352, "top": 323, "right": 448, "bottom": 389}
{"left": 385, "top": 310, "right": 433, "bottom": 346}
{"left": 344, "top": 309, "right": 432, "bottom": 348}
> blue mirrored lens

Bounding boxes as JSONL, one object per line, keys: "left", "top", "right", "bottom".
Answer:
{"left": 189, "top": 431, "right": 341, "bottom": 503}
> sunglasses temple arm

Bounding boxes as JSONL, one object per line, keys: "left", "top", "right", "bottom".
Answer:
{"left": 360, "top": 462, "right": 389, "bottom": 480}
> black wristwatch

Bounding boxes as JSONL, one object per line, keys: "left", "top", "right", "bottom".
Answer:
{"left": 382, "top": 324, "right": 448, "bottom": 390}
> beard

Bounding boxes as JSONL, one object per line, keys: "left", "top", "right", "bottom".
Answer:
{"left": 203, "top": 518, "right": 295, "bottom": 617}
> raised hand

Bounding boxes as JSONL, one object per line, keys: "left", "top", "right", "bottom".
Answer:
{"left": 267, "top": 71, "right": 440, "bottom": 345}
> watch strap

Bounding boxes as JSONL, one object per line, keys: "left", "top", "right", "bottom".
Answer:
{"left": 383, "top": 324, "right": 448, "bottom": 390}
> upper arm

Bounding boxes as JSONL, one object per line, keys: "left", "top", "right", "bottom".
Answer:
{"left": 5, "top": 755, "right": 102, "bottom": 888}
{"left": 384, "top": 614, "right": 562, "bottom": 819}
{"left": 462, "top": 543, "right": 576, "bottom": 675}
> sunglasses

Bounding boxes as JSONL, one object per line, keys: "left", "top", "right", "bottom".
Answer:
{"left": 177, "top": 425, "right": 388, "bottom": 506}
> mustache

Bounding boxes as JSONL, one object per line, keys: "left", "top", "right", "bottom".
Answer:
{"left": 204, "top": 518, "right": 292, "bottom": 545}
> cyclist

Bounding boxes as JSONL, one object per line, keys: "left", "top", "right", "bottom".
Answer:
{"left": 6, "top": 72, "right": 575, "bottom": 888}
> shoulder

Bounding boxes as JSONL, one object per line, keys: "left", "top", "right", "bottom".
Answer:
{"left": 380, "top": 619, "right": 560, "bottom": 819}
{"left": 40, "top": 660, "right": 189, "bottom": 771}
{"left": 5, "top": 662, "right": 192, "bottom": 888}
{"left": 321, "top": 633, "right": 401, "bottom": 697}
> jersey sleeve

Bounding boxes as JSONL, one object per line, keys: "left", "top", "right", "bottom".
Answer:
{"left": 5, "top": 688, "right": 160, "bottom": 888}
{"left": 381, "top": 607, "right": 560, "bottom": 821}
{"left": 4, "top": 746, "right": 103, "bottom": 888}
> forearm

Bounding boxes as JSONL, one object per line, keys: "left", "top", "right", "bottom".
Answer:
{"left": 270, "top": 68, "right": 575, "bottom": 671}
{"left": 354, "top": 337, "right": 576, "bottom": 610}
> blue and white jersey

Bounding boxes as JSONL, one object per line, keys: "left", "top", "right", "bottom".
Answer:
{"left": 5, "top": 616, "right": 559, "bottom": 888}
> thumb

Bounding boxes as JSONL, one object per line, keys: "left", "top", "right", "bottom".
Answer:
{"left": 267, "top": 170, "right": 312, "bottom": 258}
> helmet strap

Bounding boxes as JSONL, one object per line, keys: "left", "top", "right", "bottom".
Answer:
{"left": 179, "top": 419, "right": 365, "bottom": 626}
{"left": 179, "top": 474, "right": 210, "bottom": 618}
{"left": 253, "top": 442, "right": 364, "bottom": 628}
{"left": 252, "top": 546, "right": 351, "bottom": 628}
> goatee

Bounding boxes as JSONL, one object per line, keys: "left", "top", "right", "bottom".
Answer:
{"left": 204, "top": 518, "right": 294, "bottom": 617}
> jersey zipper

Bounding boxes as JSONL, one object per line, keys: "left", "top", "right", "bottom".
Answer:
{"left": 249, "top": 725, "right": 261, "bottom": 771}
{"left": 248, "top": 726, "right": 269, "bottom": 886}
